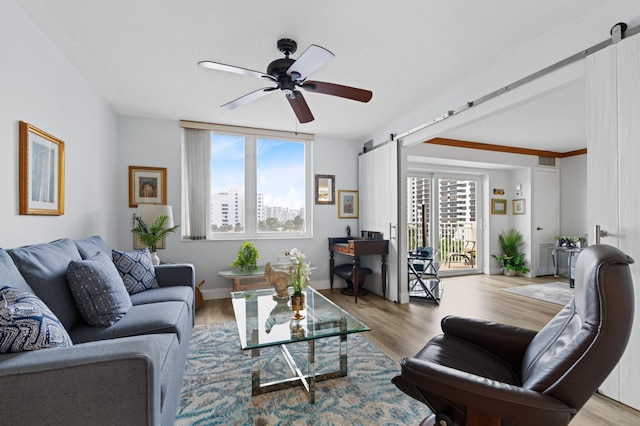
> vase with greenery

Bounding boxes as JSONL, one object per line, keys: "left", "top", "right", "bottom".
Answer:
{"left": 287, "top": 248, "right": 310, "bottom": 320}
{"left": 132, "top": 215, "right": 179, "bottom": 264}
{"left": 231, "top": 241, "right": 259, "bottom": 272}
{"left": 492, "top": 229, "right": 530, "bottom": 275}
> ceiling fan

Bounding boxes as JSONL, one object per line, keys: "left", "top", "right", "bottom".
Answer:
{"left": 198, "top": 38, "right": 373, "bottom": 123}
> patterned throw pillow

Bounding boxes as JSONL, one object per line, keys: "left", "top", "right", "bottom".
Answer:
{"left": 67, "top": 252, "right": 133, "bottom": 326}
{"left": 112, "top": 248, "right": 159, "bottom": 295}
{"left": 0, "top": 286, "right": 73, "bottom": 353}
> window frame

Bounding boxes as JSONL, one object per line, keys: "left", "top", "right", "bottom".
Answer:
{"left": 182, "top": 121, "right": 314, "bottom": 241}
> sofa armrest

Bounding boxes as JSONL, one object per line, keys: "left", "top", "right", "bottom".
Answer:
{"left": 155, "top": 263, "right": 195, "bottom": 289}
{"left": 0, "top": 335, "right": 166, "bottom": 426}
{"left": 441, "top": 315, "right": 537, "bottom": 368}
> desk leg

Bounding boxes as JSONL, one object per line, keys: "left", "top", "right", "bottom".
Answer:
{"left": 329, "top": 251, "right": 335, "bottom": 289}
{"left": 381, "top": 254, "right": 387, "bottom": 300}
{"left": 352, "top": 258, "right": 359, "bottom": 304}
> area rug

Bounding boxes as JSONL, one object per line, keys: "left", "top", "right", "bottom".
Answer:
{"left": 176, "top": 322, "right": 429, "bottom": 425}
{"left": 503, "top": 282, "right": 573, "bottom": 306}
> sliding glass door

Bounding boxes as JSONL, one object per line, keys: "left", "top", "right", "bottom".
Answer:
{"left": 407, "top": 173, "right": 479, "bottom": 275}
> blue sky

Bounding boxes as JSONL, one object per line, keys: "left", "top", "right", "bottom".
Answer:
{"left": 211, "top": 134, "right": 305, "bottom": 209}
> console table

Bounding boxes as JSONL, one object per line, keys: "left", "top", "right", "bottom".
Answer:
{"left": 328, "top": 237, "right": 389, "bottom": 303}
{"left": 219, "top": 265, "right": 318, "bottom": 292}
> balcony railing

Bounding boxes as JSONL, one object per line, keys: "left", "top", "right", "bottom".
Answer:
{"left": 407, "top": 222, "right": 477, "bottom": 270}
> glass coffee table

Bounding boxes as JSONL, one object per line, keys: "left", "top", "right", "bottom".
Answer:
{"left": 231, "top": 286, "right": 370, "bottom": 403}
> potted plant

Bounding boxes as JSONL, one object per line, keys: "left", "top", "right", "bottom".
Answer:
{"left": 132, "top": 215, "right": 179, "bottom": 265}
{"left": 492, "top": 229, "right": 530, "bottom": 276}
{"left": 231, "top": 241, "right": 259, "bottom": 272}
{"left": 287, "top": 248, "right": 311, "bottom": 320}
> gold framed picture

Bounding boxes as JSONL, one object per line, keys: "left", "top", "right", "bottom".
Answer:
{"left": 19, "top": 121, "right": 65, "bottom": 215}
{"left": 513, "top": 198, "right": 526, "bottom": 215}
{"left": 491, "top": 198, "right": 507, "bottom": 215}
{"left": 129, "top": 166, "right": 167, "bottom": 207}
{"left": 338, "top": 190, "right": 358, "bottom": 218}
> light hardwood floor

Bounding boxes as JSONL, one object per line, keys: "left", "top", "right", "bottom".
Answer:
{"left": 195, "top": 274, "right": 640, "bottom": 425}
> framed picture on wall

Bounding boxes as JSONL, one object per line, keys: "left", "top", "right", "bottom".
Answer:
{"left": 513, "top": 198, "right": 526, "bottom": 215}
{"left": 491, "top": 198, "right": 507, "bottom": 215}
{"left": 129, "top": 166, "right": 167, "bottom": 207}
{"left": 19, "top": 121, "right": 65, "bottom": 216}
{"left": 314, "top": 174, "right": 335, "bottom": 205}
{"left": 338, "top": 190, "right": 358, "bottom": 218}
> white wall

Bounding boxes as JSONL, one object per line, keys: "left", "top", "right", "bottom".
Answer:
{"left": 0, "top": 0, "right": 119, "bottom": 248}
{"left": 116, "top": 116, "right": 361, "bottom": 299}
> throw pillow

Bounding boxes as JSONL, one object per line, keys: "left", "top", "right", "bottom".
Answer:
{"left": 67, "top": 252, "right": 133, "bottom": 326}
{"left": 0, "top": 286, "right": 73, "bottom": 353}
{"left": 112, "top": 248, "right": 159, "bottom": 295}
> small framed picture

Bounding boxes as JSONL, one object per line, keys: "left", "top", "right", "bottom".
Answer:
{"left": 19, "top": 121, "right": 65, "bottom": 215}
{"left": 338, "top": 190, "right": 358, "bottom": 218}
{"left": 129, "top": 166, "right": 167, "bottom": 207}
{"left": 315, "top": 174, "right": 335, "bottom": 205}
{"left": 513, "top": 198, "right": 526, "bottom": 215}
{"left": 491, "top": 198, "right": 507, "bottom": 215}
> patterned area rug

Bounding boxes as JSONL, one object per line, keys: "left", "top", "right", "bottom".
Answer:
{"left": 176, "top": 322, "right": 429, "bottom": 425}
{"left": 503, "top": 282, "right": 573, "bottom": 306}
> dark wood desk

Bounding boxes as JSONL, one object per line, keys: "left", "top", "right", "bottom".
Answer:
{"left": 328, "top": 237, "right": 389, "bottom": 303}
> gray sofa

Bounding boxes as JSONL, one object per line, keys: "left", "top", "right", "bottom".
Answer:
{"left": 0, "top": 236, "right": 195, "bottom": 426}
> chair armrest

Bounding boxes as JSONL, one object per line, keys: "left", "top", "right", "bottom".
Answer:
{"left": 441, "top": 315, "right": 537, "bottom": 368}
{"left": 0, "top": 335, "right": 165, "bottom": 425}
{"left": 155, "top": 263, "right": 195, "bottom": 288}
{"left": 400, "top": 357, "right": 575, "bottom": 426}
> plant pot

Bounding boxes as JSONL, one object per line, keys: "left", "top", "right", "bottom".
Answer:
{"left": 150, "top": 251, "right": 160, "bottom": 265}
{"left": 290, "top": 293, "right": 305, "bottom": 320}
{"left": 504, "top": 269, "right": 516, "bottom": 277}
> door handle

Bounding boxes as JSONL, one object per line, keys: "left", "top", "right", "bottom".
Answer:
{"left": 536, "top": 227, "right": 543, "bottom": 231}
{"left": 595, "top": 225, "right": 609, "bottom": 244}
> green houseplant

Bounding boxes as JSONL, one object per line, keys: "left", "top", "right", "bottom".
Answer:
{"left": 132, "top": 215, "right": 179, "bottom": 253}
{"left": 492, "top": 229, "right": 530, "bottom": 275}
{"left": 231, "top": 241, "right": 259, "bottom": 272}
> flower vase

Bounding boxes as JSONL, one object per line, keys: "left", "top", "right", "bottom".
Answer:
{"left": 150, "top": 251, "right": 160, "bottom": 265}
{"left": 290, "top": 293, "right": 305, "bottom": 320}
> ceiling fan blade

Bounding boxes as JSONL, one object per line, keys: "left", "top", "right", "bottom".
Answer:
{"left": 222, "top": 87, "right": 278, "bottom": 110}
{"left": 198, "top": 61, "right": 276, "bottom": 82}
{"left": 286, "top": 45, "right": 334, "bottom": 81}
{"left": 287, "top": 91, "right": 314, "bottom": 123}
{"left": 300, "top": 81, "right": 373, "bottom": 103}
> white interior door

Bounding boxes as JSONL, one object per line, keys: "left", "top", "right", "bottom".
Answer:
{"left": 358, "top": 142, "right": 399, "bottom": 302}
{"left": 532, "top": 168, "right": 559, "bottom": 276}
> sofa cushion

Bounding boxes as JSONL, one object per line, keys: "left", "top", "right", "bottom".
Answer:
{"left": 67, "top": 252, "right": 133, "bottom": 326}
{"left": 0, "top": 249, "right": 34, "bottom": 295}
{"left": 112, "top": 249, "right": 159, "bottom": 295}
{"left": 129, "top": 286, "right": 193, "bottom": 311}
{"left": 69, "top": 301, "right": 190, "bottom": 344}
{"left": 74, "top": 235, "right": 111, "bottom": 260}
{"left": 0, "top": 286, "right": 73, "bottom": 353}
{"left": 8, "top": 238, "right": 82, "bottom": 330}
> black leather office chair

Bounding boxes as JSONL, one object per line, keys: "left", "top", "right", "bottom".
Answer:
{"left": 393, "top": 244, "right": 634, "bottom": 426}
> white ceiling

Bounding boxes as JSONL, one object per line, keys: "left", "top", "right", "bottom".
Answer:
{"left": 13, "top": 0, "right": 637, "bottom": 150}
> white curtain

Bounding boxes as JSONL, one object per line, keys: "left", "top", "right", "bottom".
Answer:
{"left": 182, "top": 128, "right": 211, "bottom": 240}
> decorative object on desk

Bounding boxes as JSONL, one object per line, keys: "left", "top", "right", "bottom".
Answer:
{"left": 338, "top": 190, "right": 358, "bottom": 218}
{"left": 128, "top": 165, "right": 167, "bottom": 207}
{"left": 18, "top": 121, "right": 65, "bottom": 216}
{"left": 512, "top": 198, "right": 526, "bottom": 215}
{"left": 132, "top": 204, "right": 179, "bottom": 265}
{"left": 314, "top": 174, "right": 335, "bottom": 205}
{"left": 231, "top": 240, "right": 259, "bottom": 272}
{"left": 491, "top": 198, "right": 507, "bottom": 215}
{"left": 555, "top": 235, "right": 587, "bottom": 249}
{"left": 264, "top": 261, "right": 293, "bottom": 299}
{"left": 492, "top": 188, "right": 505, "bottom": 195}
{"left": 491, "top": 229, "right": 530, "bottom": 276}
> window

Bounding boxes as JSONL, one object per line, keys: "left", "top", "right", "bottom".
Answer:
{"left": 182, "top": 122, "right": 313, "bottom": 240}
